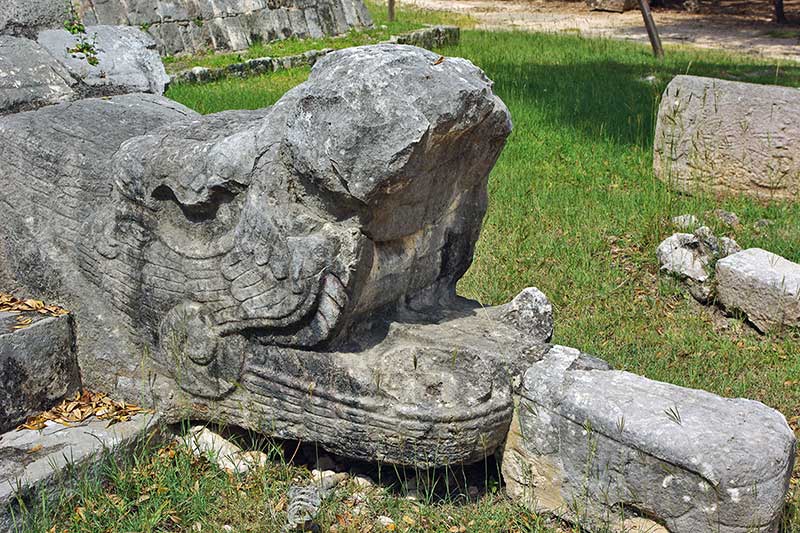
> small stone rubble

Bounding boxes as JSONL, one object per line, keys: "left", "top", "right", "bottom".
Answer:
{"left": 656, "top": 224, "right": 741, "bottom": 302}
{"left": 658, "top": 213, "right": 800, "bottom": 334}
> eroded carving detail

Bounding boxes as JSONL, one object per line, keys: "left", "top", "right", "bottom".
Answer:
{"left": 0, "top": 45, "right": 554, "bottom": 466}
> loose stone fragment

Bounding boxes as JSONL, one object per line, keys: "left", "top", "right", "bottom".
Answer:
{"left": 656, "top": 227, "right": 740, "bottom": 302}
{"left": 182, "top": 426, "right": 268, "bottom": 474}
{"left": 716, "top": 248, "right": 800, "bottom": 333}
{"left": 503, "top": 345, "right": 796, "bottom": 533}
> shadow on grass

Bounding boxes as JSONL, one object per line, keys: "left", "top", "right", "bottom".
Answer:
{"left": 442, "top": 31, "right": 800, "bottom": 150}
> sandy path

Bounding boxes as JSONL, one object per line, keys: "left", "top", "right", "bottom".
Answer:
{"left": 407, "top": 0, "right": 800, "bottom": 63}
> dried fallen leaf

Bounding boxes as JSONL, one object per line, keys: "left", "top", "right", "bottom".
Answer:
{"left": 0, "top": 292, "right": 68, "bottom": 316}
{"left": 26, "top": 444, "right": 44, "bottom": 454}
{"left": 16, "top": 390, "right": 151, "bottom": 431}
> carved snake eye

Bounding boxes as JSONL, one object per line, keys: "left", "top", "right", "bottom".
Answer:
{"left": 159, "top": 301, "right": 245, "bottom": 400}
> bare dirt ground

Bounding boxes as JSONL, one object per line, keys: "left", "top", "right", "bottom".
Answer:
{"left": 408, "top": 0, "right": 800, "bottom": 62}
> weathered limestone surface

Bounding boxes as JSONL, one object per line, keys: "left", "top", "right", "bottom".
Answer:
{"left": 0, "top": 44, "right": 561, "bottom": 467}
{"left": 37, "top": 25, "right": 170, "bottom": 95}
{"left": 503, "top": 345, "right": 796, "bottom": 533}
{"left": 0, "top": 312, "right": 80, "bottom": 433}
{"left": 0, "top": 0, "right": 64, "bottom": 38}
{"left": 0, "top": 0, "right": 373, "bottom": 55}
{"left": 0, "top": 414, "right": 160, "bottom": 531}
{"left": 656, "top": 227, "right": 740, "bottom": 302}
{"left": 587, "top": 0, "right": 638, "bottom": 12}
{"left": 80, "top": 0, "right": 373, "bottom": 54}
{"left": 654, "top": 75, "right": 800, "bottom": 202}
{"left": 716, "top": 248, "right": 800, "bottom": 333}
{"left": 0, "top": 27, "right": 168, "bottom": 115}
{"left": 0, "top": 35, "right": 76, "bottom": 114}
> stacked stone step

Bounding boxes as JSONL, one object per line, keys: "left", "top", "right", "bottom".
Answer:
{"left": 0, "top": 303, "right": 160, "bottom": 529}
{"left": 0, "top": 309, "right": 78, "bottom": 433}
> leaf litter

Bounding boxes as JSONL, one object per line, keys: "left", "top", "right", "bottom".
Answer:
{"left": 1, "top": 292, "right": 69, "bottom": 330}
{"left": 17, "top": 390, "right": 150, "bottom": 431}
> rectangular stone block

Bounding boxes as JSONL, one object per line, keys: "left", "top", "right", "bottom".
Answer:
{"left": 716, "top": 248, "right": 800, "bottom": 333}
{"left": 503, "top": 345, "right": 796, "bottom": 533}
{"left": 0, "top": 414, "right": 161, "bottom": 530}
{"left": 0, "top": 312, "right": 80, "bottom": 433}
{"left": 654, "top": 75, "right": 800, "bottom": 202}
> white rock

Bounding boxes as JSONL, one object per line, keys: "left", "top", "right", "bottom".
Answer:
{"left": 492, "top": 286, "right": 553, "bottom": 343}
{"left": 671, "top": 214, "right": 699, "bottom": 230}
{"left": 185, "top": 426, "right": 242, "bottom": 461}
{"left": 352, "top": 474, "right": 374, "bottom": 488}
{"left": 656, "top": 233, "right": 712, "bottom": 301}
{"left": 654, "top": 76, "right": 800, "bottom": 203}
{"left": 716, "top": 248, "right": 800, "bottom": 333}
{"left": 377, "top": 516, "right": 395, "bottom": 528}
{"left": 182, "top": 427, "right": 268, "bottom": 474}
{"left": 234, "top": 450, "right": 269, "bottom": 473}
{"left": 312, "top": 469, "right": 348, "bottom": 491}
{"left": 719, "top": 236, "right": 741, "bottom": 258}
{"left": 657, "top": 227, "right": 740, "bottom": 302}
{"left": 504, "top": 345, "right": 796, "bottom": 533}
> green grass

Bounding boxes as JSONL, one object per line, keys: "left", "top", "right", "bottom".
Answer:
{"left": 166, "top": 67, "right": 312, "bottom": 114}
{"left": 27, "top": 5, "right": 800, "bottom": 533}
{"left": 15, "top": 427, "right": 557, "bottom": 533}
{"left": 764, "top": 28, "right": 800, "bottom": 39}
{"left": 162, "top": 1, "right": 475, "bottom": 73}
{"left": 446, "top": 31, "right": 800, "bottom": 410}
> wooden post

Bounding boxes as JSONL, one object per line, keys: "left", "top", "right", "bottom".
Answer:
{"left": 774, "top": 0, "right": 786, "bottom": 23}
{"left": 388, "top": 0, "right": 396, "bottom": 22}
{"left": 639, "top": 0, "right": 664, "bottom": 58}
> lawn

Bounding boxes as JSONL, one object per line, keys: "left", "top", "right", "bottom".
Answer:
{"left": 20, "top": 3, "right": 800, "bottom": 532}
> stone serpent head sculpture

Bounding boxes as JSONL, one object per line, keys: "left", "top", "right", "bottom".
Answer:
{"left": 0, "top": 44, "right": 553, "bottom": 466}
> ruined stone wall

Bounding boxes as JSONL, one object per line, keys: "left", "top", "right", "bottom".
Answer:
{"left": 0, "top": 0, "right": 373, "bottom": 55}
{"left": 79, "top": 0, "right": 373, "bottom": 54}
